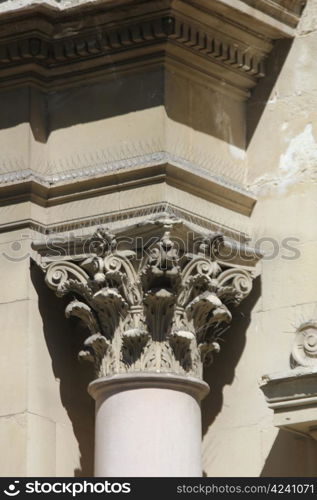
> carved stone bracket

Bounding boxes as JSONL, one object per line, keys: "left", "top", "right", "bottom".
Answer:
{"left": 34, "top": 216, "right": 260, "bottom": 380}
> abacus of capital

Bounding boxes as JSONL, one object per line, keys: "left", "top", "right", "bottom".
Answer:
{"left": 33, "top": 216, "right": 260, "bottom": 477}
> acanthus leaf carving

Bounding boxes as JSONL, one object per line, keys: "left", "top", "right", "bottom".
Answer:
{"left": 199, "top": 341, "right": 221, "bottom": 366}
{"left": 37, "top": 220, "right": 257, "bottom": 380}
{"left": 65, "top": 300, "right": 99, "bottom": 336}
{"left": 121, "top": 328, "right": 150, "bottom": 367}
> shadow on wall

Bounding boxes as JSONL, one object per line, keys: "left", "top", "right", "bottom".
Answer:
{"left": 246, "top": 38, "right": 293, "bottom": 147}
{"left": 0, "top": 36, "right": 292, "bottom": 150}
{"left": 201, "top": 276, "right": 261, "bottom": 437}
{"left": 261, "top": 430, "right": 317, "bottom": 477}
{"left": 30, "top": 261, "right": 95, "bottom": 477}
{"left": 0, "top": 68, "right": 164, "bottom": 144}
{"left": 201, "top": 274, "right": 317, "bottom": 477}
{"left": 0, "top": 65, "right": 244, "bottom": 147}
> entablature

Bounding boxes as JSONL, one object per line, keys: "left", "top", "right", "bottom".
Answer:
{"left": 0, "top": 0, "right": 306, "bottom": 97}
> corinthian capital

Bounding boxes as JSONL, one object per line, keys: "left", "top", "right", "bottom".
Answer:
{"left": 33, "top": 216, "right": 260, "bottom": 380}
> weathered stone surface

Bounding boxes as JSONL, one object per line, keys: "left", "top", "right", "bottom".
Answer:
{"left": 0, "top": 0, "right": 316, "bottom": 479}
{"left": 0, "top": 414, "right": 27, "bottom": 477}
{"left": 34, "top": 216, "right": 259, "bottom": 380}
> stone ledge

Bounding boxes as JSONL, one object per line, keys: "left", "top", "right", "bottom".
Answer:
{"left": 260, "top": 367, "right": 317, "bottom": 438}
{"left": 239, "top": 0, "right": 306, "bottom": 28}
{"left": 0, "top": 162, "right": 256, "bottom": 216}
{"left": 0, "top": 1, "right": 305, "bottom": 30}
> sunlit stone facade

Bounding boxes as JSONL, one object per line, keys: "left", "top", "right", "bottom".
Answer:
{"left": 1, "top": 0, "right": 317, "bottom": 477}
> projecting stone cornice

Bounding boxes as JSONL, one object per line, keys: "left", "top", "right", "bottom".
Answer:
{"left": 260, "top": 320, "right": 317, "bottom": 439}
{"left": 225, "top": 0, "right": 306, "bottom": 28}
{"left": 33, "top": 215, "right": 260, "bottom": 380}
{"left": 0, "top": 162, "right": 256, "bottom": 216}
{"left": 0, "top": 0, "right": 306, "bottom": 97}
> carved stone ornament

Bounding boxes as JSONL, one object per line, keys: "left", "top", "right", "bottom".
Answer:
{"left": 35, "top": 216, "right": 259, "bottom": 379}
{"left": 291, "top": 321, "right": 317, "bottom": 368}
{"left": 0, "top": 0, "right": 305, "bottom": 95}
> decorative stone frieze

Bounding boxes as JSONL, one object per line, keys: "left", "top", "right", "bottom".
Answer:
{"left": 36, "top": 216, "right": 259, "bottom": 380}
{"left": 0, "top": 16, "right": 265, "bottom": 79}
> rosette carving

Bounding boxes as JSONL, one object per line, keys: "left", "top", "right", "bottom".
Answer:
{"left": 37, "top": 221, "right": 257, "bottom": 379}
{"left": 291, "top": 321, "right": 317, "bottom": 368}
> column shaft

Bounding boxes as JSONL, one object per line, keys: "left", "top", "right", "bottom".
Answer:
{"left": 89, "top": 373, "right": 209, "bottom": 477}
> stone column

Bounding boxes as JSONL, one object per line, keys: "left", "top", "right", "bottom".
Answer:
{"left": 36, "top": 216, "right": 258, "bottom": 477}
{"left": 89, "top": 373, "right": 208, "bottom": 477}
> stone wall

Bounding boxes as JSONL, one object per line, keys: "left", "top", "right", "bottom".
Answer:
{"left": 202, "top": 0, "right": 317, "bottom": 477}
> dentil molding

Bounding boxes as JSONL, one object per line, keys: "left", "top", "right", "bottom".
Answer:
{"left": 0, "top": 0, "right": 306, "bottom": 96}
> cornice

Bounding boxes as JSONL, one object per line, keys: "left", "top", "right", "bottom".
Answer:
{"left": 240, "top": 0, "right": 306, "bottom": 27}
{"left": 260, "top": 317, "right": 317, "bottom": 438}
{"left": 0, "top": 1, "right": 305, "bottom": 28}
{"left": 0, "top": 0, "right": 305, "bottom": 97}
{"left": 0, "top": 159, "right": 256, "bottom": 216}
{"left": 260, "top": 367, "right": 317, "bottom": 438}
